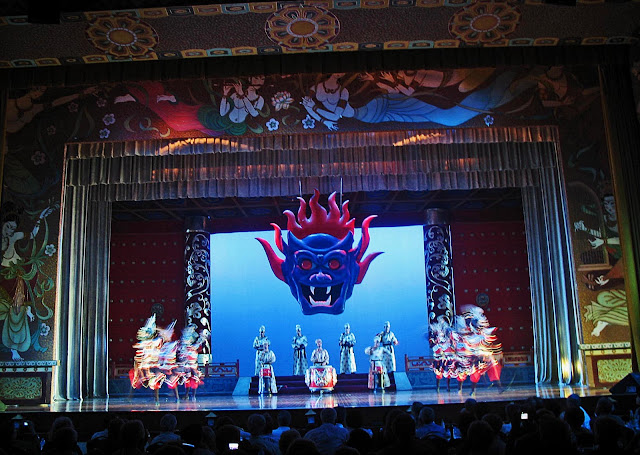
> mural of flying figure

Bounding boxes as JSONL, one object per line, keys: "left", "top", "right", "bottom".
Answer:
{"left": 257, "top": 190, "right": 382, "bottom": 315}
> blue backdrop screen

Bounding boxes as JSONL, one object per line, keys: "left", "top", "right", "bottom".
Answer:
{"left": 210, "top": 226, "right": 428, "bottom": 376}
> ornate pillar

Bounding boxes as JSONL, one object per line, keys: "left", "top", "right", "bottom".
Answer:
{"left": 184, "top": 216, "right": 212, "bottom": 364}
{"left": 424, "top": 209, "right": 455, "bottom": 330}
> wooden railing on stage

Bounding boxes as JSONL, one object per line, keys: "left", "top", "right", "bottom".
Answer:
{"left": 405, "top": 354, "right": 434, "bottom": 372}
{"left": 109, "top": 360, "right": 240, "bottom": 378}
{"left": 202, "top": 360, "right": 239, "bottom": 378}
{"left": 405, "top": 351, "right": 534, "bottom": 372}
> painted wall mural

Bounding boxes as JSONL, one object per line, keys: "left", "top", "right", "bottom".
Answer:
{"left": 0, "top": 66, "right": 632, "bottom": 380}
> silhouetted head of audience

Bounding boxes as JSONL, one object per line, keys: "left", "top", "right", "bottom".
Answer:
{"left": 419, "top": 407, "right": 436, "bottom": 425}
{"left": 279, "top": 429, "right": 301, "bottom": 454}
{"left": 247, "top": 414, "right": 267, "bottom": 437}
{"left": 347, "top": 428, "right": 373, "bottom": 454}
{"left": 120, "top": 420, "right": 147, "bottom": 449}
{"left": 320, "top": 407, "right": 338, "bottom": 425}
{"left": 595, "top": 397, "right": 615, "bottom": 417}
{"left": 159, "top": 414, "right": 178, "bottom": 432}
{"left": 481, "top": 413, "right": 503, "bottom": 435}
{"left": 564, "top": 406, "right": 585, "bottom": 431}
{"left": 392, "top": 413, "right": 416, "bottom": 444}
{"left": 286, "top": 438, "right": 321, "bottom": 455}
{"left": 467, "top": 420, "right": 495, "bottom": 452}
{"left": 277, "top": 410, "right": 292, "bottom": 428}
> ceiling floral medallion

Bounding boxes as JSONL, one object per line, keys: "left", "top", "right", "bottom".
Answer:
{"left": 265, "top": 5, "right": 340, "bottom": 50}
{"left": 449, "top": 1, "right": 520, "bottom": 45}
{"left": 85, "top": 16, "right": 159, "bottom": 58}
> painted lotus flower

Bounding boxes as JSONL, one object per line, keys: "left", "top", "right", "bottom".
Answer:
{"left": 31, "top": 151, "right": 46, "bottom": 166}
{"left": 266, "top": 118, "right": 280, "bottom": 132}
{"left": 271, "top": 91, "right": 294, "bottom": 111}
{"left": 102, "top": 113, "right": 116, "bottom": 125}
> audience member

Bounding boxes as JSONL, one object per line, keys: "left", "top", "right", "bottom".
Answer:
{"left": 286, "top": 439, "right": 321, "bottom": 455}
{"left": 181, "top": 424, "right": 214, "bottom": 455}
{"left": 416, "top": 406, "right": 448, "bottom": 440}
{"left": 116, "top": 420, "right": 148, "bottom": 455}
{"left": 245, "top": 414, "right": 280, "bottom": 455}
{"left": 150, "top": 414, "right": 181, "bottom": 446}
{"left": 304, "top": 408, "right": 349, "bottom": 455}
{"left": 272, "top": 411, "right": 293, "bottom": 440}
{"left": 279, "top": 429, "right": 301, "bottom": 455}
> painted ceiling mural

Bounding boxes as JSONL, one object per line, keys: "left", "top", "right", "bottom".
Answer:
{"left": 0, "top": 1, "right": 639, "bottom": 68}
{"left": 0, "top": 65, "right": 632, "bottom": 364}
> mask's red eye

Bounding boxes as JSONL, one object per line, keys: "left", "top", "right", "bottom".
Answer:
{"left": 300, "top": 259, "right": 313, "bottom": 270}
{"left": 328, "top": 259, "right": 341, "bottom": 270}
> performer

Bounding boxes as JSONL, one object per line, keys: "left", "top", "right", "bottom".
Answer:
{"left": 178, "top": 325, "right": 206, "bottom": 400}
{"left": 253, "top": 325, "right": 269, "bottom": 376}
{"left": 311, "top": 338, "right": 330, "bottom": 366}
{"left": 292, "top": 324, "right": 308, "bottom": 375}
{"left": 456, "top": 305, "right": 503, "bottom": 395}
{"left": 376, "top": 321, "right": 399, "bottom": 372}
{"left": 157, "top": 321, "right": 180, "bottom": 401}
{"left": 429, "top": 317, "right": 463, "bottom": 393}
{"left": 339, "top": 323, "right": 357, "bottom": 374}
{"left": 258, "top": 340, "right": 277, "bottom": 395}
{"left": 365, "top": 339, "right": 391, "bottom": 390}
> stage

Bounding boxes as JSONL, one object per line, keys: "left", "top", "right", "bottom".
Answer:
{"left": 11, "top": 384, "right": 614, "bottom": 414}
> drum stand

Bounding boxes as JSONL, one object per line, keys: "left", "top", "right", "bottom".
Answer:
{"left": 373, "top": 360, "right": 385, "bottom": 393}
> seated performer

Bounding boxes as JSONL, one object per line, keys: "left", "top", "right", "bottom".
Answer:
{"left": 311, "top": 338, "right": 329, "bottom": 366}
{"left": 365, "top": 339, "right": 391, "bottom": 391}
{"left": 339, "top": 323, "right": 357, "bottom": 374}
{"left": 306, "top": 338, "right": 337, "bottom": 393}
{"left": 292, "top": 324, "right": 309, "bottom": 375}
{"left": 258, "top": 340, "right": 277, "bottom": 395}
{"left": 253, "top": 325, "right": 269, "bottom": 376}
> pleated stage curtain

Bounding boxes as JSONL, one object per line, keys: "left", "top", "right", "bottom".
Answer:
{"left": 58, "top": 128, "right": 585, "bottom": 398}
{"left": 55, "top": 185, "right": 111, "bottom": 400}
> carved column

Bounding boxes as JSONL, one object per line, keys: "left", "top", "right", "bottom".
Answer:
{"left": 184, "top": 217, "right": 212, "bottom": 364}
{"left": 424, "top": 209, "right": 456, "bottom": 331}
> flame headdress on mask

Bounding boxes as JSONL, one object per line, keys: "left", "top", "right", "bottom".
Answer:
{"left": 257, "top": 190, "right": 382, "bottom": 315}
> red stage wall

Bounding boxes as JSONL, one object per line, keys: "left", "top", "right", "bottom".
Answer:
{"left": 107, "top": 219, "right": 533, "bottom": 366}
{"left": 109, "top": 222, "right": 184, "bottom": 366}
{"left": 451, "top": 221, "right": 533, "bottom": 354}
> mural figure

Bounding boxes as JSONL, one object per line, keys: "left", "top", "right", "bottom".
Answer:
{"left": 365, "top": 338, "right": 391, "bottom": 390}
{"left": 585, "top": 289, "right": 629, "bottom": 337}
{"left": 6, "top": 86, "right": 97, "bottom": 134}
{"left": 291, "top": 324, "right": 308, "bottom": 376}
{"left": 376, "top": 321, "right": 399, "bottom": 373}
{"left": 575, "top": 193, "right": 624, "bottom": 291}
{"left": 339, "top": 323, "right": 357, "bottom": 374}
{"left": 258, "top": 340, "right": 277, "bottom": 395}
{"left": 257, "top": 189, "right": 382, "bottom": 315}
{"left": 302, "top": 73, "right": 355, "bottom": 131}
{"left": 0, "top": 202, "right": 57, "bottom": 360}
{"left": 220, "top": 76, "right": 266, "bottom": 124}
{"left": 253, "top": 325, "right": 269, "bottom": 376}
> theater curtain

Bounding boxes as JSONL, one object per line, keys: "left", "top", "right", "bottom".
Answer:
{"left": 59, "top": 130, "right": 580, "bottom": 395}
{"left": 55, "top": 185, "right": 111, "bottom": 400}
{"left": 522, "top": 162, "right": 582, "bottom": 384}
{"left": 65, "top": 137, "right": 556, "bottom": 201}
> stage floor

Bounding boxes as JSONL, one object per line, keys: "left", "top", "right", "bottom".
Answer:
{"left": 12, "top": 384, "right": 613, "bottom": 414}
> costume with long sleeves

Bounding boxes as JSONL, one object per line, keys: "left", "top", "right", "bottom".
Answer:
{"left": 339, "top": 331, "right": 357, "bottom": 374}
{"left": 311, "top": 347, "right": 330, "bottom": 366}
{"left": 377, "top": 330, "right": 398, "bottom": 372}
{"left": 253, "top": 332, "right": 270, "bottom": 376}
{"left": 292, "top": 331, "right": 308, "bottom": 375}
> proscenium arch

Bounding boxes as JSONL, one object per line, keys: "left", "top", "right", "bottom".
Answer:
{"left": 55, "top": 126, "right": 582, "bottom": 400}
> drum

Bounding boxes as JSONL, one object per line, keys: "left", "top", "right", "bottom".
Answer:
{"left": 261, "top": 367, "right": 272, "bottom": 377}
{"left": 374, "top": 365, "right": 384, "bottom": 374}
{"left": 306, "top": 365, "right": 337, "bottom": 391}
